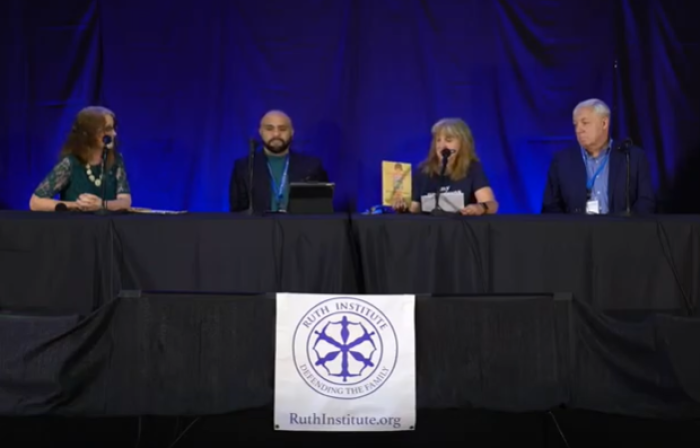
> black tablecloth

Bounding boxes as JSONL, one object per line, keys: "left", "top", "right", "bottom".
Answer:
{"left": 0, "top": 214, "right": 112, "bottom": 315}
{"left": 0, "top": 213, "right": 360, "bottom": 314}
{"left": 0, "top": 212, "right": 698, "bottom": 315}
{"left": 1, "top": 292, "right": 698, "bottom": 419}
{"left": 112, "top": 213, "right": 358, "bottom": 295}
{"left": 2, "top": 212, "right": 700, "bottom": 419}
{"left": 351, "top": 214, "right": 700, "bottom": 312}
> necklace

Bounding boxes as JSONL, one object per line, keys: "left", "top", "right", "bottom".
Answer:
{"left": 85, "top": 164, "right": 103, "bottom": 187}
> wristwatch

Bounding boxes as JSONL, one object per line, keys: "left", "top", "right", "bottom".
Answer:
{"left": 479, "top": 202, "right": 488, "bottom": 212}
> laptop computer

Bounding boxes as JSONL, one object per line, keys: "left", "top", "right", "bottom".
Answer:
{"left": 287, "top": 182, "right": 335, "bottom": 214}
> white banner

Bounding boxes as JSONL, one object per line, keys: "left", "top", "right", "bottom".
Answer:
{"left": 274, "top": 293, "right": 416, "bottom": 432}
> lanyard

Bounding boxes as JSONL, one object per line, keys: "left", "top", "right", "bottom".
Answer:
{"left": 267, "top": 157, "right": 290, "bottom": 209}
{"left": 582, "top": 143, "right": 611, "bottom": 192}
{"left": 585, "top": 154, "right": 609, "bottom": 191}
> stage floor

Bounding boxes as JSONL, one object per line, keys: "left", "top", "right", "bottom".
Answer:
{"left": 2, "top": 409, "right": 700, "bottom": 447}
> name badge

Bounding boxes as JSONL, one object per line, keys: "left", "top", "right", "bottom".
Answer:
{"left": 586, "top": 200, "right": 600, "bottom": 215}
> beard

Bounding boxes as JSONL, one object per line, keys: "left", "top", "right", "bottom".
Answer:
{"left": 263, "top": 137, "right": 291, "bottom": 154}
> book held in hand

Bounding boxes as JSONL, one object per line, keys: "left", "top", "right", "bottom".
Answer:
{"left": 381, "top": 161, "right": 411, "bottom": 206}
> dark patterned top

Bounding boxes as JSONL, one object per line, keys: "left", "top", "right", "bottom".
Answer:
{"left": 33, "top": 153, "right": 131, "bottom": 201}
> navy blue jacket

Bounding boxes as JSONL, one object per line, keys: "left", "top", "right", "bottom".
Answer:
{"left": 542, "top": 145, "right": 656, "bottom": 214}
{"left": 229, "top": 150, "right": 328, "bottom": 212}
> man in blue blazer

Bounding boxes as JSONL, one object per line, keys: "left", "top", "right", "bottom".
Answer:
{"left": 542, "top": 99, "right": 656, "bottom": 215}
{"left": 229, "top": 110, "right": 329, "bottom": 213}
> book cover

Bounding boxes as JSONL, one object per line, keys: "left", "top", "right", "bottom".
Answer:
{"left": 381, "top": 161, "right": 411, "bottom": 206}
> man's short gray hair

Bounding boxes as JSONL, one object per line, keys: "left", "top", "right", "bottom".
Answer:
{"left": 573, "top": 98, "right": 611, "bottom": 118}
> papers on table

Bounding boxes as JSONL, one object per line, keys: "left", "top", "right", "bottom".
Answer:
{"left": 128, "top": 207, "right": 187, "bottom": 215}
{"left": 420, "top": 191, "right": 464, "bottom": 213}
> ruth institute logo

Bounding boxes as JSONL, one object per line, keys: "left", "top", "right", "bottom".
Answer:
{"left": 292, "top": 296, "right": 398, "bottom": 400}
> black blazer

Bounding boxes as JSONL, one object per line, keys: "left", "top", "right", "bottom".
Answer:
{"left": 229, "top": 150, "right": 329, "bottom": 212}
{"left": 542, "top": 145, "right": 656, "bottom": 214}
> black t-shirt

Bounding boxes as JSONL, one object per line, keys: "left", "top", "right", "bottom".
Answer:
{"left": 411, "top": 161, "right": 490, "bottom": 208}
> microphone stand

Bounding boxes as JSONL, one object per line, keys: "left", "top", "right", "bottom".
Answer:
{"left": 619, "top": 138, "right": 633, "bottom": 217}
{"left": 623, "top": 148, "right": 631, "bottom": 216}
{"left": 246, "top": 138, "right": 256, "bottom": 215}
{"left": 94, "top": 142, "right": 111, "bottom": 216}
{"left": 430, "top": 150, "right": 450, "bottom": 216}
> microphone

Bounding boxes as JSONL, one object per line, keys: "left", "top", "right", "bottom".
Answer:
{"left": 618, "top": 138, "right": 633, "bottom": 217}
{"left": 246, "top": 138, "right": 257, "bottom": 215}
{"left": 94, "top": 135, "right": 112, "bottom": 215}
{"left": 55, "top": 203, "right": 68, "bottom": 212}
{"left": 430, "top": 148, "right": 452, "bottom": 215}
{"left": 102, "top": 135, "right": 111, "bottom": 161}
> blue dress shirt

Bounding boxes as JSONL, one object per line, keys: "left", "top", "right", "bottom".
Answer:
{"left": 581, "top": 140, "right": 612, "bottom": 214}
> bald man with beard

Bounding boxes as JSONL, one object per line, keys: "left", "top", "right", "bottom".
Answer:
{"left": 229, "top": 110, "right": 329, "bottom": 213}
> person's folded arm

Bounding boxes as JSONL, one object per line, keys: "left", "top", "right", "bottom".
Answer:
{"left": 470, "top": 161, "right": 498, "bottom": 214}
{"left": 105, "top": 194, "right": 132, "bottom": 211}
{"left": 408, "top": 171, "right": 422, "bottom": 213}
{"left": 313, "top": 161, "right": 329, "bottom": 182}
{"left": 541, "top": 157, "right": 564, "bottom": 213}
{"left": 474, "top": 187, "right": 498, "bottom": 214}
{"left": 108, "top": 156, "right": 132, "bottom": 211}
{"left": 29, "top": 157, "right": 75, "bottom": 211}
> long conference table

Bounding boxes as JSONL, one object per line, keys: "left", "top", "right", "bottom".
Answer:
{"left": 0, "top": 211, "right": 697, "bottom": 315}
{"left": 1, "top": 211, "right": 700, "bottom": 428}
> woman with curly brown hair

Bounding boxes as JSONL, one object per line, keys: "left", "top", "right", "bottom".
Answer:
{"left": 29, "top": 106, "right": 132, "bottom": 212}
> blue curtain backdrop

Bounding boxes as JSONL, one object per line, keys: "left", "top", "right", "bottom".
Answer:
{"left": 1, "top": 0, "right": 698, "bottom": 212}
